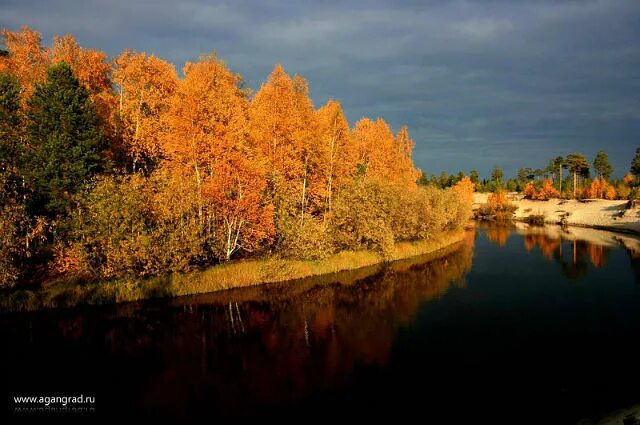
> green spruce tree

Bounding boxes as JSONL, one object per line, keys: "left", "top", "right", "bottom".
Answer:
{"left": 25, "top": 62, "right": 106, "bottom": 217}
{"left": 0, "top": 73, "right": 23, "bottom": 178}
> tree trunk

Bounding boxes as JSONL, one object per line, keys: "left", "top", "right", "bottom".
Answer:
{"left": 325, "top": 115, "right": 337, "bottom": 222}
{"left": 559, "top": 165, "right": 562, "bottom": 193}
{"left": 225, "top": 218, "right": 243, "bottom": 260}
{"left": 119, "top": 80, "right": 124, "bottom": 114}
{"left": 133, "top": 92, "right": 143, "bottom": 173}
{"left": 301, "top": 155, "right": 308, "bottom": 224}
{"left": 194, "top": 162, "right": 203, "bottom": 221}
{"left": 573, "top": 170, "right": 577, "bottom": 198}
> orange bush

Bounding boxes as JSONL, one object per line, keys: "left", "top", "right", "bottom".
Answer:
{"left": 605, "top": 185, "right": 617, "bottom": 200}
{"left": 523, "top": 182, "right": 536, "bottom": 199}
{"left": 523, "top": 179, "right": 558, "bottom": 200}
{"left": 538, "top": 178, "right": 560, "bottom": 200}
{"left": 589, "top": 177, "right": 617, "bottom": 199}
{"left": 589, "top": 178, "right": 603, "bottom": 199}
{"left": 452, "top": 176, "right": 474, "bottom": 204}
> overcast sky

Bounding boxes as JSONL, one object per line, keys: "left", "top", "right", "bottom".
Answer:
{"left": 2, "top": 0, "right": 639, "bottom": 178}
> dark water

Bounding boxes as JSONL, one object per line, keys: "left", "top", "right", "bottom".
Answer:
{"left": 2, "top": 225, "right": 640, "bottom": 424}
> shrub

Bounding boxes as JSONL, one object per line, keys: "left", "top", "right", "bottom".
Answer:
{"left": 524, "top": 182, "right": 537, "bottom": 199}
{"left": 524, "top": 179, "right": 559, "bottom": 200}
{"left": 280, "top": 218, "right": 334, "bottom": 260}
{"left": 539, "top": 179, "right": 560, "bottom": 200}
{"left": 331, "top": 179, "right": 470, "bottom": 258}
{"left": 476, "top": 190, "right": 517, "bottom": 221}
{"left": 616, "top": 182, "right": 631, "bottom": 200}
{"left": 67, "top": 172, "right": 204, "bottom": 279}
{"left": 0, "top": 203, "right": 27, "bottom": 288}
{"left": 526, "top": 214, "right": 545, "bottom": 226}
{"left": 331, "top": 179, "right": 399, "bottom": 257}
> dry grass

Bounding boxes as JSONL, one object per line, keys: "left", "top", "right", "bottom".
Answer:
{"left": 0, "top": 229, "right": 467, "bottom": 312}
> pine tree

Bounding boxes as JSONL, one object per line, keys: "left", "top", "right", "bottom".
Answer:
{"left": 550, "top": 156, "right": 565, "bottom": 192}
{"left": 0, "top": 73, "right": 22, "bottom": 176}
{"left": 491, "top": 166, "right": 503, "bottom": 184}
{"left": 593, "top": 150, "right": 613, "bottom": 180}
{"left": 566, "top": 153, "right": 589, "bottom": 198}
{"left": 469, "top": 169, "right": 479, "bottom": 184}
{"left": 630, "top": 148, "right": 640, "bottom": 178}
{"left": 25, "top": 62, "right": 106, "bottom": 217}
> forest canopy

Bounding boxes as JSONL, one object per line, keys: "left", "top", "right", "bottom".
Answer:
{"left": 0, "top": 26, "right": 472, "bottom": 288}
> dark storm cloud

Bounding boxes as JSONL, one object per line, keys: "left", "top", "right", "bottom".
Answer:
{"left": 2, "top": 0, "right": 639, "bottom": 177}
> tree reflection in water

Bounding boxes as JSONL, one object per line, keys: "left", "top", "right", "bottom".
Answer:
{"left": 1, "top": 230, "right": 475, "bottom": 418}
{"left": 482, "top": 223, "right": 618, "bottom": 280}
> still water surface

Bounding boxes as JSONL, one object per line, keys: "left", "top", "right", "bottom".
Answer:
{"left": 2, "top": 225, "right": 640, "bottom": 423}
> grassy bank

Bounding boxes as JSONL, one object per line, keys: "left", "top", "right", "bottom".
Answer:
{"left": 0, "top": 229, "right": 468, "bottom": 312}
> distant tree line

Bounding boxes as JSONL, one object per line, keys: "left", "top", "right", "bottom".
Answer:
{"left": 420, "top": 149, "right": 640, "bottom": 201}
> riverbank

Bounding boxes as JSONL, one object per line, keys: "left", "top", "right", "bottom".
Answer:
{"left": 473, "top": 193, "right": 640, "bottom": 235}
{"left": 0, "top": 229, "right": 469, "bottom": 312}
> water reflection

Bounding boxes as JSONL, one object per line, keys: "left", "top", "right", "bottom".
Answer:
{"left": 1, "top": 230, "right": 475, "bottom": 418}
{"left": 486, "top": 225, "right": 511, "bottom": 247}
{"left": 480, "top": 223, "right": 631, "bottom": 280}
{"left": 4, "top": 226, "right": 640, "bottom": 423}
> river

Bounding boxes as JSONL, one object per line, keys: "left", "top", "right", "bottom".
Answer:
{"left": 2, "top": 224, "right": 640, "bottom": 424}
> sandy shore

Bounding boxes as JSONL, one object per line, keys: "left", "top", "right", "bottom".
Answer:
{"left": 473, "top": 193, "right": 640, "bottom": 235}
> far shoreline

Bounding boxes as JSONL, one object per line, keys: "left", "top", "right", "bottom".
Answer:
{"left": 473, "top": 193, "right": 640, "bottom": 236}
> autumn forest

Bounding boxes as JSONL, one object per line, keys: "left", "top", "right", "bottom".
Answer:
{"left": 0, "top": 26, "right": 473, "bottom": 289}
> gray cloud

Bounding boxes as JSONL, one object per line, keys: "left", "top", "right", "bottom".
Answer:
{"left": 1, "top": 0, "right": 639, "bottom": 178}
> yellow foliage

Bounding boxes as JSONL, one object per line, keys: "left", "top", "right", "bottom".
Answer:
{"left": 538, "top": 178, "right": 560, "bottom": 200}
{"left": 524, "top": 179, "right": 559, "bottom": 200}
{"left": 452, "top": 176, "right": 475, "bottom": 204}
{"left": 113, "top": 49, "right": 178, "bottom": 169}
{"left": 0, "top": 25, "right": 474, "bottom": 286}
{"left": 0, "top": 26, "right": 49, "bottom": 102}
{"left": 352, "top": 117, "right": 419, "bottom": 187}
{"left": 524, "top": 182, "right": 537, "bottom": 199}
{"left": 589, "top": 177, "right": 617, "bottom": 200}
{"left": 605, "top": 184, "right": 617, "bottom": 200}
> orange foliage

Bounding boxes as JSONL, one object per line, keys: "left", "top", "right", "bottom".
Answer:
{"left": 315, "top": 100, "right": 357, "bottom": 216}
{"left": 488, "top": 190, "right": 509, "bottom": 207}
{"left": 352, "top": 117, "right": 419, "bottom": 187}
{"left": 0, "top": 26, "right": 49, "bottom": 101}
{"left": 249, "top": 64, "right": 311, "bottom": 182}
{"left": 452, "top": 176, "right": 474, "bottom": 204}
{"left": 113, "top": 49, "right": 178, "bottom": 170}
{"left": 249, "top": 64, "right": 322, "bottom": 225}
{"left": 589, "top": 177, "right": 617, "bottom": 200}
{"left": 623, "top": 174, "right": 634, "bottom": 185}
{"left": 539, "top": 178, "right": 560, "bottom": 199}
{"left": 51, "top": 34, "right": 110, "bottom": 95}
{"left": 523, "top": 182, "right": 537, "bottom": 199}
{"left": 524, "top": 179, "right": 559, "bottom": 200}
{"left": 0, "top": 25, "right": 466, "bottom": 269}
{"left": 164, "top": 54, "right": 273, "bottom": 260}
